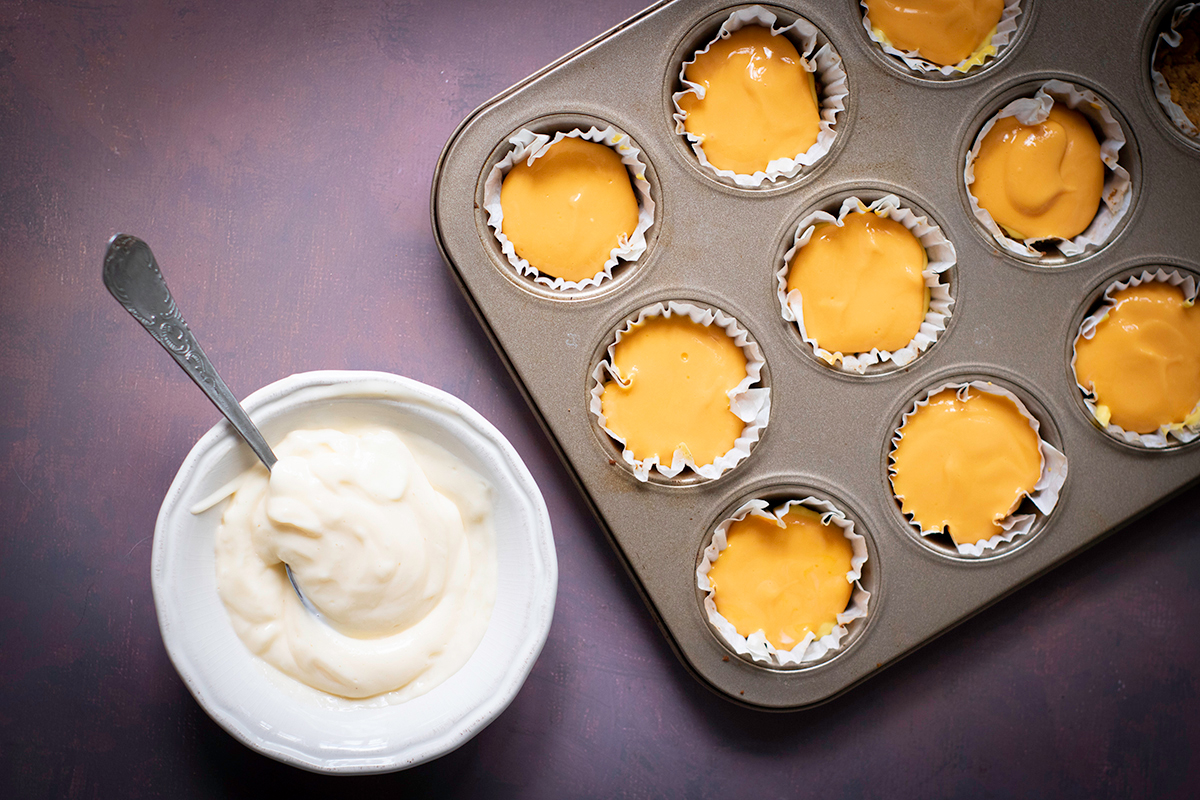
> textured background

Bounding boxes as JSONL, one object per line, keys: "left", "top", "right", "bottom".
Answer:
{"left": 1, "top": 1, "right": 1198, "bottom": 797}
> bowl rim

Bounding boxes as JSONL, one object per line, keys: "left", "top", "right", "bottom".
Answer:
{"left": 151, "top": 369, "right": 557, "bottom": 773}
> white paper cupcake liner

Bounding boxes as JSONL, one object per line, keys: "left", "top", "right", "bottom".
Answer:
{"left": 671, "top": 5, "right": 848, "bottom": 187}
{"left": 589, "top": 301, "right": 771, "bottom": 482}
{"left": 964, "top": 80, "right": 1132, "bottom": 259}
{"left": 1151, "top": 3, "right": 1200, "bottom": 139}
{"left": 861, "top": 0, "right": 1022, "bottom": 75}
{"left": 889, "top": 381, "right": 1068, "bottom": 557}
{"left": 776, "top": 195, "right": 956, "bottom": 374}
{"left": 697, "top": 497, "right": 870, "bottom": 667}
{"left": 483, "top": 126, "right": 655, "bottom": 291}
{"left": 1072, "top": 268, "right": 1200, "bottom": 448}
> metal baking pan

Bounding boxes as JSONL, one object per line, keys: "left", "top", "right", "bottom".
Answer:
{"left": 431, "top": 0, "right": 1200, "bottom": 709}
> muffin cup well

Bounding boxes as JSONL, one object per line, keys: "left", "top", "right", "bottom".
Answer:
{"left": 889, "top": 381, "right": 1068, "bottom": 557}
{"left": 860, "top": 0, "right": 1022, "bottom": 76}
{"left": 776, "top": 194, "right": 956, "bottom": 374}
{"left": 1072, "top": 268, "right": 1200, "bottom": 448}
{"left": 1151, "top": 3, "right": 1200, "bottom": 139}
{"left": 483, "top": 126, "right": 655, "bottom": 291}
{"left": 671, "top": 5, "right": 848, "bottom": 187}
{"left": 697, "top": 497, "right": 869, "bottom": 667}
{"left": 589, "top": 301, "right": 770, "bottom": 482}
{"left": 964, "top": 80, "right": 1132, "bottom": 259}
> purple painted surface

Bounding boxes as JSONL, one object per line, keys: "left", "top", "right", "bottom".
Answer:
{"left": 0, "top": 1, "right": 1198, "bottom": 797}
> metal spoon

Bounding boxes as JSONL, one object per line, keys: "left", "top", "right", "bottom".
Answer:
{"left": 102, "top": 234, "right": 320, "bottom": 618}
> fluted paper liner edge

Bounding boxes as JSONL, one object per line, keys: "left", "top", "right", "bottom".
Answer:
{"left": 697, "top": 497, "right": 870, "bottom": 667}
{"left": 964, "top": 80, "right": 1132, "bottom": 259}
{"left": 776, "top": 194, "right": 956, "bottom": 374}
{"left": 1072, "top": 268, "right": 1200, "bottom": 448}
{"left": 671, "top": 5, "right": 848, "bottom": 187}
{"left": 889, "top": 381, "right": 1068, "bottom": 557}
{"left": 1151, "top": 3, "right": 1200, "bottom": 139}
{"left": 860, "top": 0, "right": 1022, "bottom": 75}
{"left": 589, "top": 301, "right": 770, "bottom": 482}
{"left": 483, "top": 126, "right": 655, "bottom": 291}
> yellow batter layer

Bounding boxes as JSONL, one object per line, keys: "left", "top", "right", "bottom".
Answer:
{"left": 971, "top": 103, "right": 1104, "bottom": 241}
{"left": 709, "top": 506, "right": 853, "bottom": 649}
{"left": 786, "top": 210, "right": 929, "bottom": 355}
{"left": 678, "top": 25, "right": 821, "bottom": 175}
{"left": 600, "top": 315, "right": 747, "bottom": 468}
{"left": 865, "top": 0, "right": 1005, "bottom": 67}
{"left": 891, "top": 388, "right": 1042, "bottom": 546}
{"left": 1074, "top": 282, "right": 1200, "bottom": 435}
{"left": 500, "top": 137, "right": 639, "bottom": 283}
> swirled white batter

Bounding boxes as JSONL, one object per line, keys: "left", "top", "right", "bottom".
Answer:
{"left": 211, "top": 426, "right": 496, "bottom": 700}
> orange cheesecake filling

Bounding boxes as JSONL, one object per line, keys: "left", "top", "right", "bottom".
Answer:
{"left": 500, "top": 137, "right": 639, "bottom": 282}
{"left": 678, "top": 25, "right": 821, "bottom": 174}
{"left": 708, "top": 506, "right": 853, "bottom": 649}
{"left": 1074, "top": 282, "right": 1200, "bottom": 434}
{"left": 786, "top": 210, "right": 929, "bottom": 355}
{"left": 600, "top": 315, "right": 747, "bottom": 468}
{"left": 865, "top": 0, "right": 1005, "bottom": 67}
{"left": 971, "top": 103, "right": 1104, "bottom": 241}
{"left": 891, "top": 388, "right": 1042, "bottom": 546}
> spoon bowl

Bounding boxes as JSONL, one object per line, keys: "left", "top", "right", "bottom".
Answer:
{"left": 152, "top": 370, "right": 556, "bottom": 772}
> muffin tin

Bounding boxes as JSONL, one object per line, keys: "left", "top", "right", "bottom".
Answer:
{"left": 431, "top": 0, "right": 1200, "bottom": 708}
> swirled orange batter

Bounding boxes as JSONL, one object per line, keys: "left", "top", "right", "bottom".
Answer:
{"left": 891, "top": 388, "right": 1042, "bottom": 546}
{"left": 500, "top": 137, "right": 639, "bottom": 282}
{"left": 1074, "top": 282, "right": 1200, "bottom": 434}
{"left": 865, "top": 0, "right": 1005, "bottom": 67}
{"left": 600, "top": 315, "right": 747, "bottom": 467}
{"left": 709, "top": 506, "right": 853, "bottom": 649}
{"left": 786, "top": 210, "right": 929, "bottom": 355}
{"left": 678, "top": 25, "right": 821, "bottom": 174}
{"left": 971, "top": 103, "right": 1104, "bottom": 241}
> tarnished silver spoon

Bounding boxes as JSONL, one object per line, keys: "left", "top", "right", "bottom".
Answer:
{"left": 102, "top": 234, "right": 320, "bottom": 617}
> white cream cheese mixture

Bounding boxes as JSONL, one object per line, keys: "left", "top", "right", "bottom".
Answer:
{"left": 208, "top": 425, "right": 496, "bottom": 701}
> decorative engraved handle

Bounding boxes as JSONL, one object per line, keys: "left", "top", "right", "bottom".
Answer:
{"left": 102, "top": 234, "right": 277, "bottom": 470}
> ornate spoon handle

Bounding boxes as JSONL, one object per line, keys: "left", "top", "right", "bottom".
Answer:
{"left": 102, "top": 234, "right": 277, "bottom": 470}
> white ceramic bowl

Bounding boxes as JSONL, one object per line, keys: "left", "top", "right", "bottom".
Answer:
{"left": 152, "top": 370, "right": 557, "bottom": 773}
